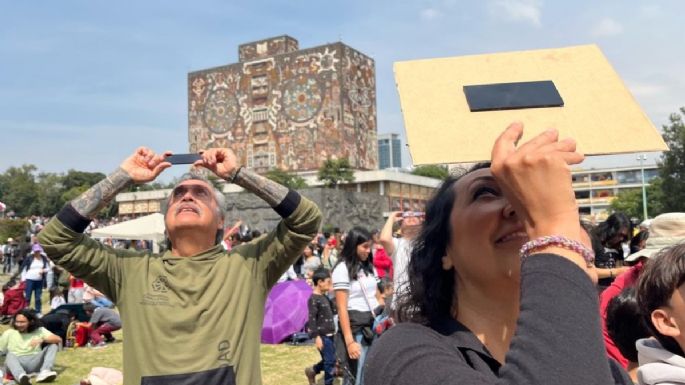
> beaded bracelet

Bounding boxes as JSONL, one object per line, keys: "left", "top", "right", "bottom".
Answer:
{"left": 519, "top": 235, "right": 595, "bottom": 267}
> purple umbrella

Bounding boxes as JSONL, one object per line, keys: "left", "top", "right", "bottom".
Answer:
{"left": 261, "top": 280, "right": 313, "bottom": 344}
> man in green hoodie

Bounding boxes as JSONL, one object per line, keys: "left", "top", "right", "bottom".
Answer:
{"left": 37, "top": 147, "right": 322, "bottom": 385}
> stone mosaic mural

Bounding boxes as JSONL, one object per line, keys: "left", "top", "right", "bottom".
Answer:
{"left": 188, "top": 36, "right": 378, "bottom": 173}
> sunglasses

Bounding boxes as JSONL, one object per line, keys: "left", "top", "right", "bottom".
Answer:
{"left": 171, "top": 184, "right": 214, "bottom": 204}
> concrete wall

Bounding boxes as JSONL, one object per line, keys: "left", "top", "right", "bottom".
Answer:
{"left": 224, "top": 188, "right": 387, "bottom": 233}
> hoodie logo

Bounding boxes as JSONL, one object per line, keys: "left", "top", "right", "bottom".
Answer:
{"left": 152, "top": 275, "right": 169, "bottom": 293}
{"left": 140, "top": 275, "right": 171, "bottom": 307}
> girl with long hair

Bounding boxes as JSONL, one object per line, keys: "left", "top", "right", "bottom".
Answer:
{"left": 332, "top": 226, "right": 383, "bottom": 385}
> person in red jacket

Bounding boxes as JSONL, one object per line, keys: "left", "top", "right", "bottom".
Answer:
{"left": 371, "top": 230, "right": 393, "bottom": 280}
{"left": 0, "top": 279, "right": 27, "bottom": 322}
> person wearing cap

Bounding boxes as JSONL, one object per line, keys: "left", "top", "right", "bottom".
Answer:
{"left": 19, "top": 244, "right": 52, "bottom": 315}
{"left": 600, "top": 213, "right": 685, "bottom": 369}
{"left": 633, "top": 213, "right": 685, "bottom": 384}
{"left": 37, "top": 147, "right": 322, "bottom": 385}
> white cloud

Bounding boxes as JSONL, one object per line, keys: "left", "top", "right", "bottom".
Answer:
{"left": 626, "top": 81, "right": 666, "bottom": 98}
{"left": 420, "top": 8, "right": 442, "bottom": 21}
{"left": 591, "top": 17, "right": 624, "bottom": 37}
{"left": 489, "top": 0, "right": 542, "bottom": 27}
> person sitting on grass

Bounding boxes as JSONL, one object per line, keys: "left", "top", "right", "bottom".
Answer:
{"left": 0, "top": 308, "right": 61, "bottom": 384}
{"left": 0, "top": 278, "right": 26, "bottom": 323}
{"left": 82, "top": 303, "right": 121, "bottom": 347}
{"left": 305, "top": 267, "right": 336, "bottom": 385}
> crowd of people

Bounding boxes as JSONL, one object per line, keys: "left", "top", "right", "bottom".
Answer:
{"left": 0, "top": 225, "right": 122, "bottom": 383}
{"left": 0, "top": 125, "right": 683, "bottom": 385}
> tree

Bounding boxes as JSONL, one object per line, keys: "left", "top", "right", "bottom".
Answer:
{"left": 36, "top": 172, "right": 64, "bottom": 216}
{"left": 411, "top": 165, "right": 449, "bottom": 180}
{"left": 659, "top": 107, "right": 685, "bottom": 212}
{"left": 0, "top": 164, "right": 39, "bottom": 216}
{"left": 609, "top": 178, "right": 664, "bottom": 220}
{"left": 317, "top": 158, "right": 355, "bottom": 188}
{"left": 265, "top": 168, "right": 308, "bottom": 189}
{"left": 61, "top": 170, "right": 105, "bottom": 192}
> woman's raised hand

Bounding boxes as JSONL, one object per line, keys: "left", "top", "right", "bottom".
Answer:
{"left": 491, "top": 122, "right": 588, "bottom": 268}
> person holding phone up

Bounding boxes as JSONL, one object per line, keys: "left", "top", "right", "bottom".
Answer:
{"left": 37, "top": 147, "right": 322, "bottom": 385}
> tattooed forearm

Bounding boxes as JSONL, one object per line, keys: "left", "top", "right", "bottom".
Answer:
{"left": 231, "top": 168, "right": 289, "bottom": 207}
{"left": 71, "top": 168, "right": 133, "bottom": 218}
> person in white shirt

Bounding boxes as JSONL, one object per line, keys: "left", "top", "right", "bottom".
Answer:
{"left": 379, "top": 211, "right": 424, "bottom": 303}
{"left": 332, "top": 227, "right": 383, "bottom": 385}
{"left": 19, "top": 244, "right": 53, "bottom": 315}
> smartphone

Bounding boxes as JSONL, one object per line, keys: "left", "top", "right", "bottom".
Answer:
{"left": 166, "top": 154, "right": 202, "bottom": 165}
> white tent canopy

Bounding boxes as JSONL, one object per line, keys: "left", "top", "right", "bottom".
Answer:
{"left": 91, "top": 213, "right": 166, "bottom": 252}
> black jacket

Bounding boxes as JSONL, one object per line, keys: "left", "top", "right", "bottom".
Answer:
{"left": 364, "top": 254, "right": 632, "bottom": 385}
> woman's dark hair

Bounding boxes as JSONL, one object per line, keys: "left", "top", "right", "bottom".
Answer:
{"left": 637, "top": 244, "right": 685, "bottom": 357}
{"left": 335, "top": 226, "right": 373, "bottom": 281}
{"left": 83, "top": 302, "right": 97, "bottom": 314}
{"left": 12, "top": 308, "right": 42, "bottom": 333}
{"left": 605, "top": 287, "right": 651, "bottom": 362}
{"left": 2, "top": 279, "right": 17, "bottom": 292}
{"left": 593, "top": 212, "right": 632, "bottom": 248}
{"left": 395, "top": 162, "right": 490, "bottom": 325}
{"left": 630, "top": 230, "right": 650, "bottom": 254}
{"left": 303, "top": 244, "right": 316, "bottom": 255}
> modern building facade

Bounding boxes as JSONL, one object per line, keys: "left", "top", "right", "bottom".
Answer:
{"left": 378, "top": 133, "right": 402, "bottom": 169}
{"left": 188, "top": 36, "right": 378, "bottom": 174}
{"left": 572, "top": 164, "right": 659, "bottom": 221}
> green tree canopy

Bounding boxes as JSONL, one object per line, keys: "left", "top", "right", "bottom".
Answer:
{"left": 265, "top": 168, "right": 308, "bottom": 189}
{"left": 0, "top": 164, "right": 39, "bottom": 217}
{"left": 658, "top": 107, "right": 685, "bottom": 212}
{"left": 0, "top": 165, "right": 118, "bottom": 217}
{"left": 609, "top": 178, "right": 664, "bottom": 220}
{"left": 317, "top": 158, "right": 355, "bottom": 188}
{"left": 411, "top": 165, "right": 449, "bottom": 180}
{"left": 62, "top": 170, "right": 106, "bottom": 192}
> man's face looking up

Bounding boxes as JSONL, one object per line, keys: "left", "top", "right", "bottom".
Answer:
{"left": 165, "top": 180, "right": 223, "bottom": 238}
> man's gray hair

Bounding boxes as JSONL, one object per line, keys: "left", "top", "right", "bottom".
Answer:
{"left": 163, "top": 171, "right": 227, "bottom": 220}
{"left": 162, "top": 171, "right": 227, "bottom": 247}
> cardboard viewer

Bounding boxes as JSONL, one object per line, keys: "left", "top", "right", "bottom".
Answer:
{"left": 394, "top": 44, "right": 668, "bottom": 165}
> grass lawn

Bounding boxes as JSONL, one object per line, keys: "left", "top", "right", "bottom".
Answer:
{"left": 3, "top": 288, "right": 330, "bottom": 385}
{"left": 1, "top": 325, "right": 327, "bottom": 385}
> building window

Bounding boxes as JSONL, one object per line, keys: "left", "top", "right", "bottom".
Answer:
{"left": 253, "top": 108, "right": 268, "bottom": 122}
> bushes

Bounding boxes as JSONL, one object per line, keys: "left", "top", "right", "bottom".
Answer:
{"left": 0, "top": 218, "right": 29, "bottom": 243}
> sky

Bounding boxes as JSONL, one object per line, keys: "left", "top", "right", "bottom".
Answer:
{"left": 1, "top": 0, "right": 683, "bottom": 182}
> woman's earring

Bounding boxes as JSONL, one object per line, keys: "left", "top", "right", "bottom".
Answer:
{"left": 441, "top": 255, "right": 453, "bottom": 270}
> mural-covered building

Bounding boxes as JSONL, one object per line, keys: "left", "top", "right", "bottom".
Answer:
{"left": 188, "top": 35, "right": 378, "bottom": 173}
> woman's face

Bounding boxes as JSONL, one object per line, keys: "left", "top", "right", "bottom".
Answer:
{"left": 304, "top": 246, "right": 313, "bottom": 257}
{"left": 608, "top": 227, "right": 630, "bottom": 248}
{"left": 14, "top": 314, "right": 29, "bottom": 332}
{"left": 356, "top": 241, "right": 371, "bottom": 261}
{"left": 445, "top": 168, "right": 525, "bottom": 289}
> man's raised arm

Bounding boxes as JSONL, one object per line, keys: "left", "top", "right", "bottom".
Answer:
{"left": 71, "top": 148, "right": 171, "bottom": 219}
{"left": 195, "top": 148, "right": 322, "bottom": 286}
{"left": 194, "top": 148, "right": 291, "bottom": 211}
{"left": 38, "top": 147, "right": 171, "bottom": 302}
